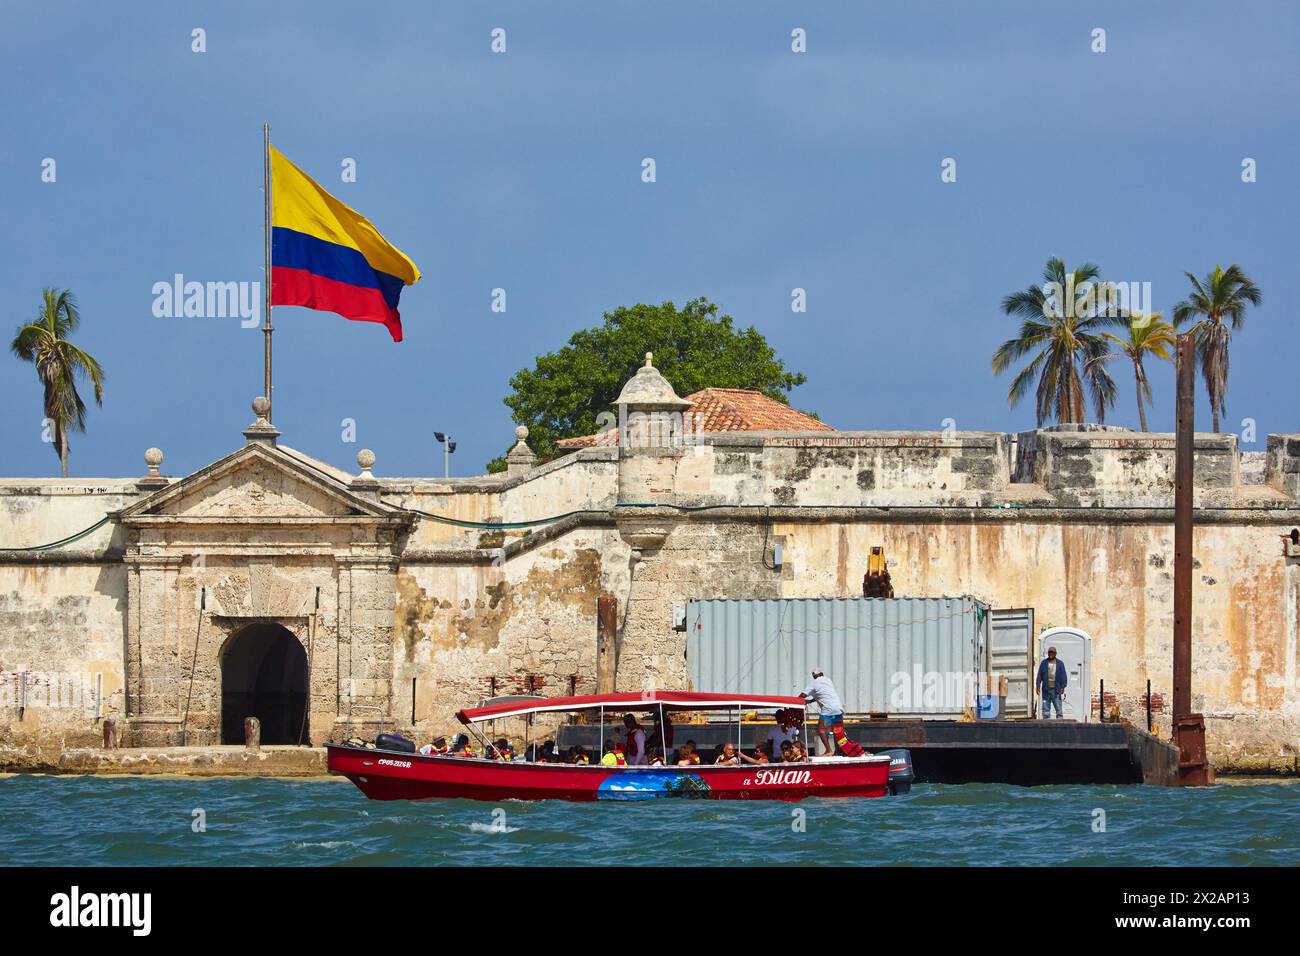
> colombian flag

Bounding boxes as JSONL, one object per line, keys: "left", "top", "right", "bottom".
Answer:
{"left": 270, "top": 146, "right": 420, "bottom": 342}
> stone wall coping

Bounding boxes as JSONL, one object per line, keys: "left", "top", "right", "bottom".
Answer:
{"left": 1025, "top": 432, "right": 1237, "bottom": 451}
{"left": 0, "top": 479, "right": 151, "bottom": 495}
{"left": 374, "top": 446, "right": 617, "bottom": 494}
{"left": 703, "top": 430, "right": 1007, "bottom": 448}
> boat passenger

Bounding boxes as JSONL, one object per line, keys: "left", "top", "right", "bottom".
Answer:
{"left": 601, "top": 743, "right": 627, "bottom": 767}
{"left": 569, "top": 746, "right": 590, "bottom": 765}
{"left": 714, "top": 742, "right": 740, "bottom": 765}
{"left": 622, "top": 713, "right": 648, "bottom": 765}
{"left": 767, "top": 709, "right": 800, "bottom": 759}
{"left": 449, "top": 733, "right": 476, "bottom": 758}
{"left": 647, "top": 745, "right": 665, "bottom": 766}
{"left": 788, "top": 740, "right": 808, "bottom": 763}
{"left": 418, "top": 735, "right": 449, "bottom": 756}
{"left": 778, "top": 741, "right": 795, "bottom": 763}
{"left": 738, "top": 742, "right": 769, "bottom": 765}
{"left": 492, "top": 739, "right": 514, "bottom": 761}
{"left": 676, "top": 741, "right": 700, "bottom": 766}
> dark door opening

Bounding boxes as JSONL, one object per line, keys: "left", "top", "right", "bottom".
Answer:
{"left": 221, "top": 623, "right": 308, "bottom": 744}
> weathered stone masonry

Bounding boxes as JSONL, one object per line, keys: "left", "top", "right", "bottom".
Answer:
{"left": 2, "top": 385, "right": 1298, "bottom": 773}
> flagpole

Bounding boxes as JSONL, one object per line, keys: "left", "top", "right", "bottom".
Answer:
{"left": 262, "top": 122, "right": 274, "bottom": 421}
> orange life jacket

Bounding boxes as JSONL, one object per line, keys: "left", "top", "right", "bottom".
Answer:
{"left": 833, "top": 723, "right": 865, "bottom": 757}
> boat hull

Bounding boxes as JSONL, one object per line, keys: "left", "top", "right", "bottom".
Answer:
{"left": 326, "top": 745, "right": 891, "bottom": 802}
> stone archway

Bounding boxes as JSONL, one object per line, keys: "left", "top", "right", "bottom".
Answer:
{"left": 221, "top": 622, "right": 309, "bottom": 744}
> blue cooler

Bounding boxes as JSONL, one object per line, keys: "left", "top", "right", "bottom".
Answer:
{"left": 976, "top": 694, "right": 1003, "bottom": 720}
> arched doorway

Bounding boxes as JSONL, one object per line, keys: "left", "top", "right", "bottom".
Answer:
{"left": 221, "top": 623, "right": 309, "bottom": 744}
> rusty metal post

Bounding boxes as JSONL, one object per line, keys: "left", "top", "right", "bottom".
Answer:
{"left": 1146, "top": 678, "right": 1152, "bottom": 733}
{"left": 244, "top": 716, "right": 261, "bottom": 751}
{"left": 1099, "top": 678, "right": 1105, "bottom": 723}
{"left": 1173, "top": 332, "right": 1213, "bottom": 785}
{"left": 596, "top": 592, "right": 618, "bottom": 694}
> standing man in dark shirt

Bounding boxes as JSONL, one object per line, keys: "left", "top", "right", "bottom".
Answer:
{"left": 1036, "top": 646, "right": 1068, "bottom": 719}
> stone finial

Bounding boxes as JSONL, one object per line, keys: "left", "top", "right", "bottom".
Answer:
{"left": 507, "top": 424, "right": 536, "bottom": 477}
{"left": 357, "top": 448, "right": 376, "bottom": 479}
{"left": 614, "top": 351, "right": 692, "bottom": 411}
{"left": 137, "top": 447, "right": 167, "bottom": 488}
{"left": 352, "top": 448, "right": 379, "bottom": 493}
{"left": 243, "top": 396, "right": 281, "bottom": 445}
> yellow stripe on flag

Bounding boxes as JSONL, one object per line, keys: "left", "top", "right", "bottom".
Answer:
{"left": 270, "top": 146, "right": 420, "bottom": 284}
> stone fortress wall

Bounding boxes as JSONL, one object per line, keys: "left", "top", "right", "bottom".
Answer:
{"left": 2, "top": 389, "right": 1298, "bottom": 773}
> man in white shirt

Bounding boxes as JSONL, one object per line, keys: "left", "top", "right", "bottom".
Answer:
{"left": 800, "top": 669, "right": 845, "bottom": 757}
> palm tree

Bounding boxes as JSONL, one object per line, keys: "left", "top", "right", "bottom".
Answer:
{"left": 993, "top": 257, "right": 1121, "bottom": 426}
{"left": 10, "top": 288, "right": 105, "bottom": 477}
{"left": 1171, "top": 265, "right": 1261, "bottom": 433}
{"left": 1086, "top": 312, "right": 1177, "bottom": 432}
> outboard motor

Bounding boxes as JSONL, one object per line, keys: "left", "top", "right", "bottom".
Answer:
{"left": 879, "top": 748, "right": 914, "bottom": 795}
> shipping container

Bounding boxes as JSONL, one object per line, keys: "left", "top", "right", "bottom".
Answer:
{"left": 685, "top": 596, "right": 991, "bottom": 719}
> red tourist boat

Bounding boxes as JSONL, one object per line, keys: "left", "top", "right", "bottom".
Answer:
{"left": 326, "top": 691, "right": 897, "bottom": 802}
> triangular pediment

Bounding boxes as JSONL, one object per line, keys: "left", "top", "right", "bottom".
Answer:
{"left": 118, "top": 442, "right": 401, "bottom": 522}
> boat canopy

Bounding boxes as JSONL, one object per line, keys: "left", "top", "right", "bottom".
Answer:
{"left": 456, "top": 690, "right": 805, "bottom": 725}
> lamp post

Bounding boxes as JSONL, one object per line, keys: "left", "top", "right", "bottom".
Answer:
{"left": 434, "top": 432, "right": 456, "bottom": 478}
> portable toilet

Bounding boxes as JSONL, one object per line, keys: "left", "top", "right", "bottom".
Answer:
{"left": 1036, "top": 627, "right": 1092, "bottom": 721}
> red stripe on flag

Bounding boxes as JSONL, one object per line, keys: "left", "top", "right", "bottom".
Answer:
{"left": 271, "top": 266, "right": 403, "bottom": 342}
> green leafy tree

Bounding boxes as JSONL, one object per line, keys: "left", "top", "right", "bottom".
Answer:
{"left": 488, "top": 298, "right": 807, "bottom": 470}
{"left": 992, "top": 258, "right": 1121, "bottom": 426}
{"left": 1085, "top": 313, "right": 1177, "bottom": 432}
{"left": 10, "top": 288, "right": 105, "bottom": 477}
{"left": 1171, "top": 264, "right": 1261, "bottom": 433}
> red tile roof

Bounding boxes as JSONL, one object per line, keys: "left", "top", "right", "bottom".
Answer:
{"left": 556, "top": 388, "right": 831, "bottom": 449}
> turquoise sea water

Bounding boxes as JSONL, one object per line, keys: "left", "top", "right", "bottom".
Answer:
{"left": 2, "top": 775, "right": 1296, "bottom": 867}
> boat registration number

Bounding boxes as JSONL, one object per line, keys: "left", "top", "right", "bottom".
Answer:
{"left": 378, "top": 758, "right": 412, "bottom": 768}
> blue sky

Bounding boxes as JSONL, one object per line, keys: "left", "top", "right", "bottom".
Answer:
{"left": 2, "top": 1, "right": 1296, "bottom": 480}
